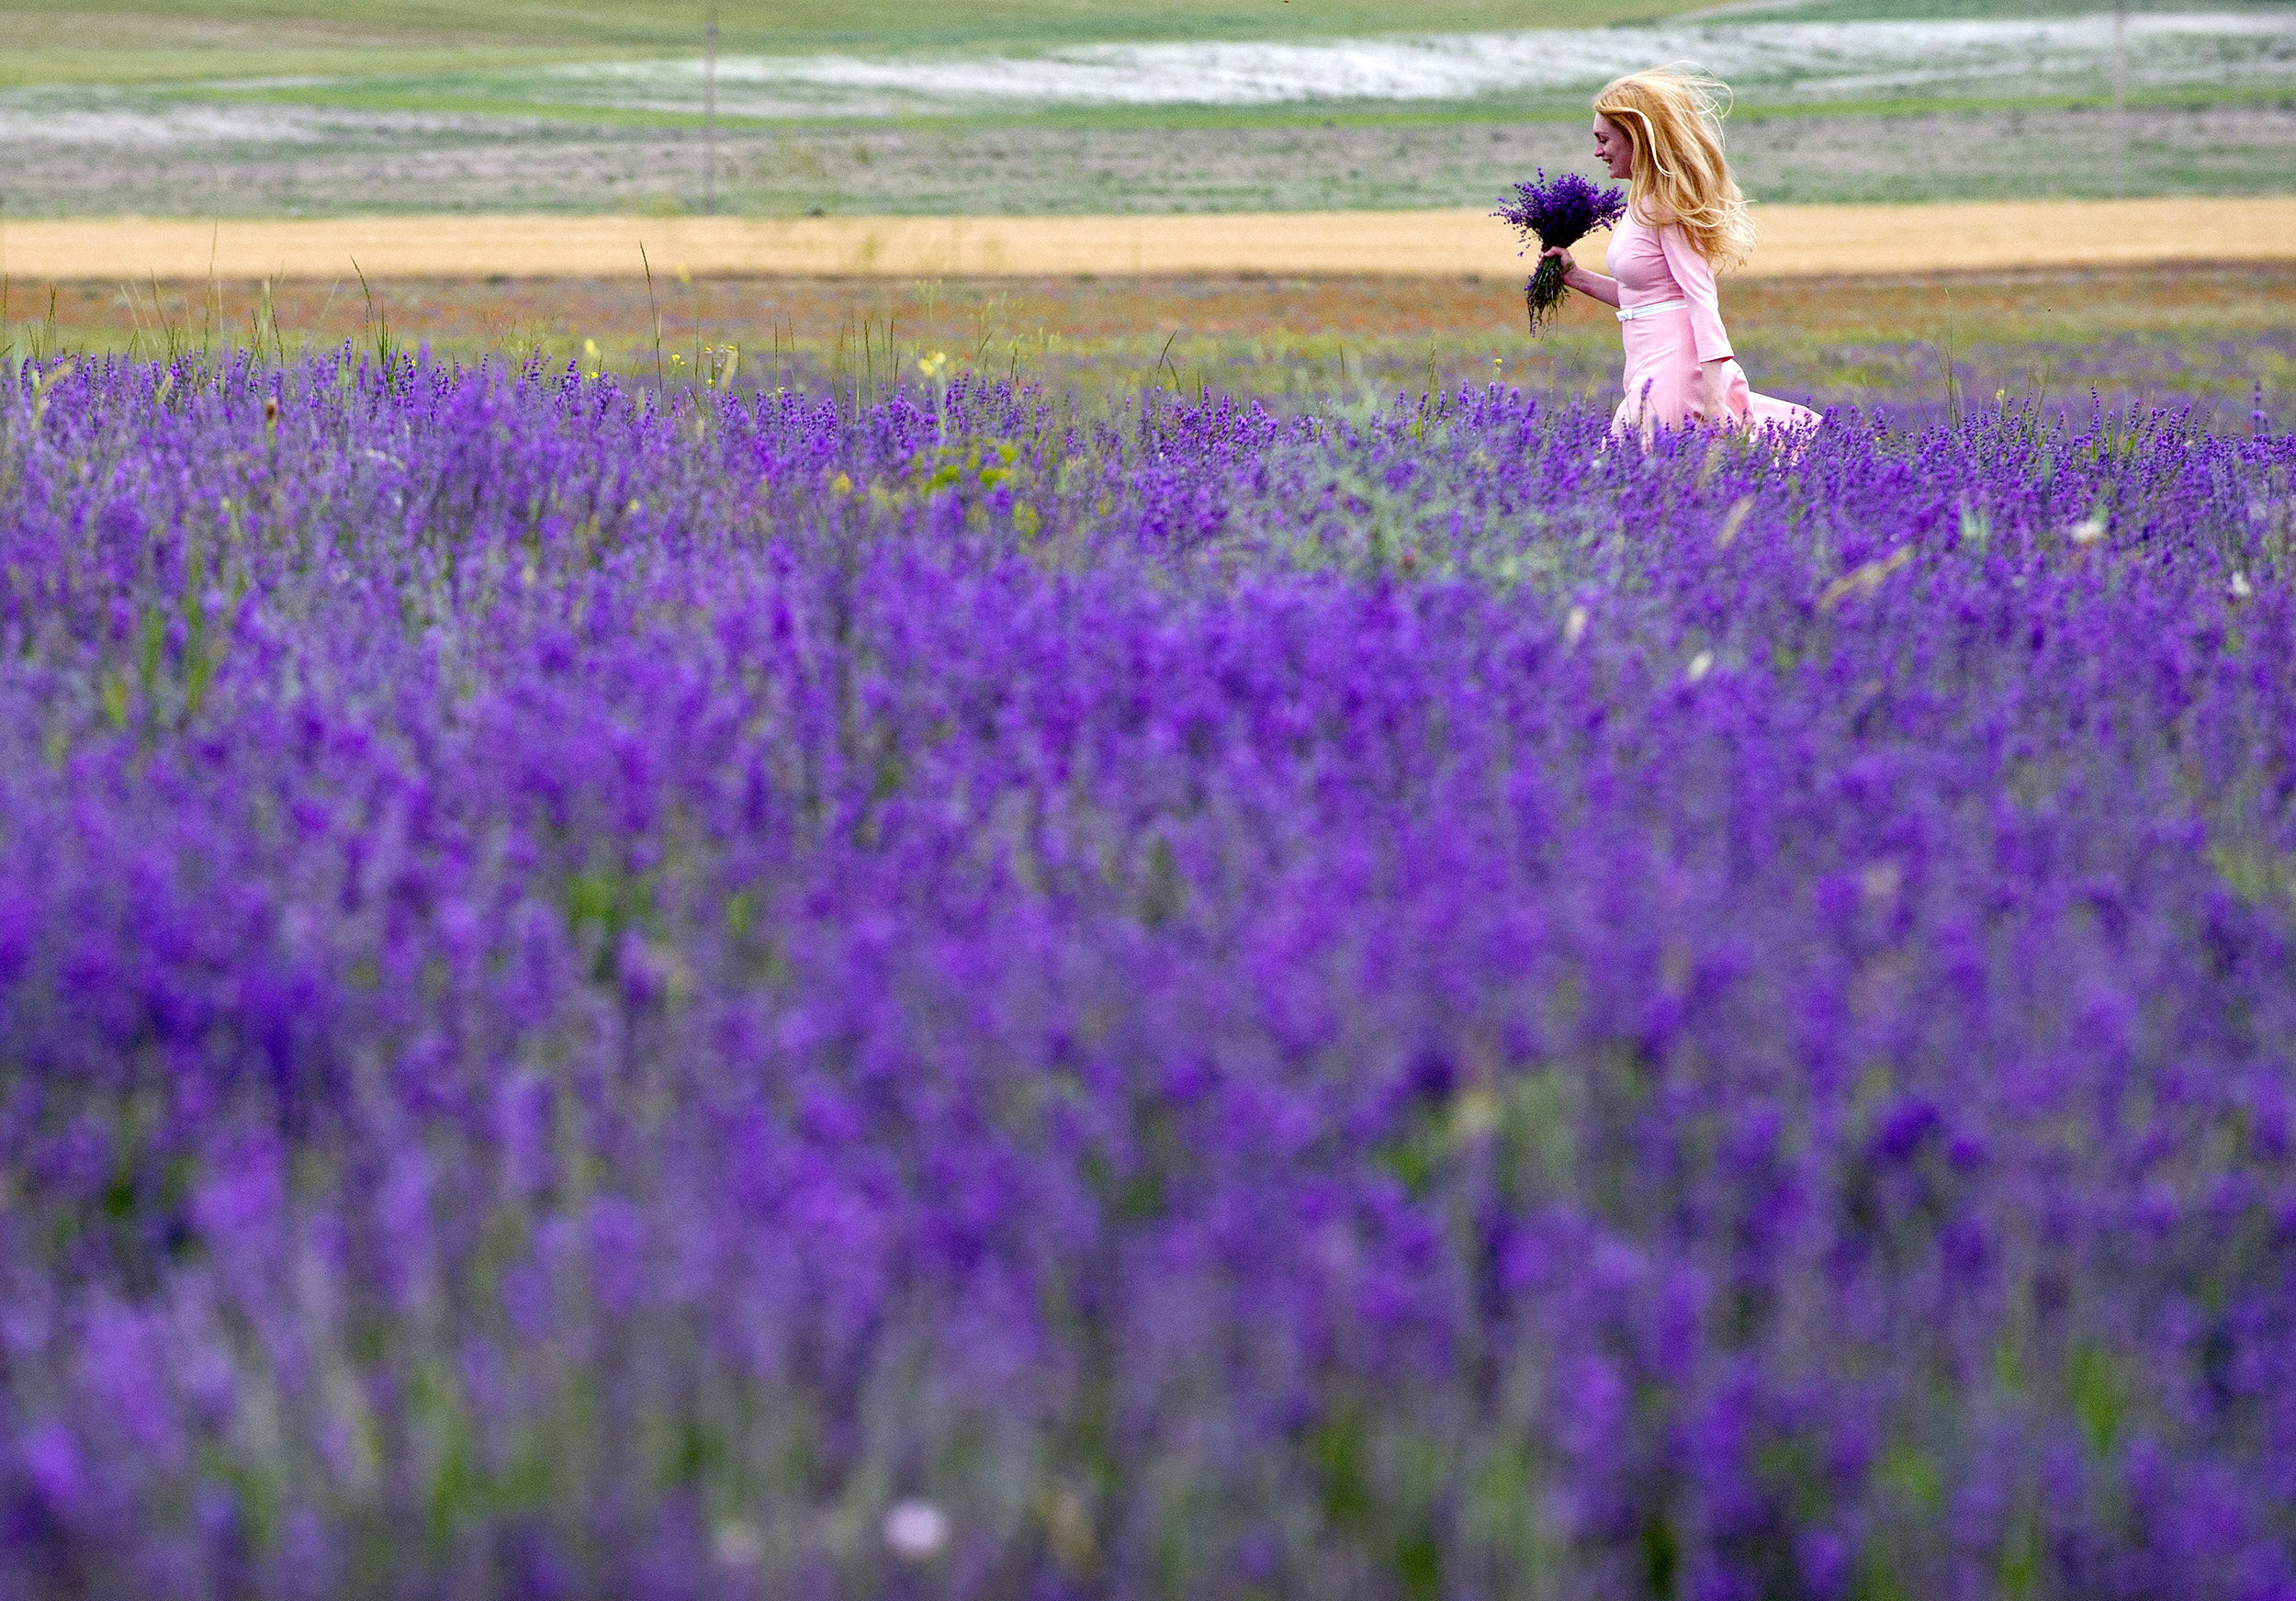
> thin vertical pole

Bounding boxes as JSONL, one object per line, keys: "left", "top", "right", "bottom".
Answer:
{"left": 703, "top": 2, "right": 720, "bottom": 215}
{"left": 2110, "top": 0, "right": 2127, "bottom": 196}
{"left": 2110, "top": 0, "right": 2126, "bottom": 112}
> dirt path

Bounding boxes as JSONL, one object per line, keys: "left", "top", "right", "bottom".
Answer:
{"left": 5, "top": 198, "right": 2293, "bottom": 282}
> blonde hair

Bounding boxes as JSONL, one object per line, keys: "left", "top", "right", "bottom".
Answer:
{"left": 1593, "top": 67, "right": 1756, "bottom": 273}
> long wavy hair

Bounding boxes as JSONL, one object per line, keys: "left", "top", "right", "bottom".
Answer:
{"left": 1593, "top": 67, "right": 1756, "bottom": 272}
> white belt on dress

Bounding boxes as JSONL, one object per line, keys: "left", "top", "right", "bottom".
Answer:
{"left": 1616, "top": 299, "right": 1689, "bottom": 322}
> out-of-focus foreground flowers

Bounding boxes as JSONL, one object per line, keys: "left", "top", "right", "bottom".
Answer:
{"left": 3, "top": 352, "right": 2295, "bottom": 1601}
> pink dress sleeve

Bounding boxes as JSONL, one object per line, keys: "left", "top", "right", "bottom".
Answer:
{"left": 1657, "top": 223, "right": 1734, "bottom": 365}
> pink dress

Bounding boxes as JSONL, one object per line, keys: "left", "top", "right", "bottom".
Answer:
{"left": 1604, "top": 207, "right": 1817, "bottom": 439}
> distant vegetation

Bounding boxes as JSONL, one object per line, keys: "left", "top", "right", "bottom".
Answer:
{"left": 0, "top": 0, "right": 1711, "bottom": 86}
{"left": 3, "top": 0, "right": 2287, "bottom": 214}
{"left": 3, "top": 0, "right": 2277, "bottom": 87}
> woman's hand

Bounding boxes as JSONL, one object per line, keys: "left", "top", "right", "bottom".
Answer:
{"left": 1539, "top": 244, "right": 1577, "bottom": 279}
{"left": 1694, "top": 358, "right": 1740, "bottom": 429}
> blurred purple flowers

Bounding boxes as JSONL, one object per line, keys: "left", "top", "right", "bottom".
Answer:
{"left": 0, "top": 348, "right": 2293, "bottom": 1600}
{"left": 1496, "top": 168, "right": 1629, "bottom": 332}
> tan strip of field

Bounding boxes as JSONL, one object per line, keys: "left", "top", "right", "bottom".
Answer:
{"left": 4, "top": 199, "right": 2293, "bottom": 282}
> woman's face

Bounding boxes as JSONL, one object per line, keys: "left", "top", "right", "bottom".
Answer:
{"left": 1592, "top": 113, "right": 1635, "bottom": 179}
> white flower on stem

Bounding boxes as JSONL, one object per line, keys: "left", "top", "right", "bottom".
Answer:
{"left": 884, "top": 1498, "right": 949, "bottom": 1562}
{"left": 713, "top": 1520, "right": 764, "bottom": 1569}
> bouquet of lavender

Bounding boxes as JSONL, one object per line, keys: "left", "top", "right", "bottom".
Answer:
{"left": 1494, "top": 168, "right": 1628, "bottom": 333}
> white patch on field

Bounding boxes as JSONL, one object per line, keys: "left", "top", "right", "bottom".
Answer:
{"left": 0, "top": 101, "right": 341, "bottom": 146}
{"left": 0, "top": 95, "right": 527, "bottom": 147}
{"left": 535, "top": 13, "right": 2296, "bottom": 118}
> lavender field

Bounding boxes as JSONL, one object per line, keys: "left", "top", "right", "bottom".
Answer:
{"left": 5, "top": 351, "right": 2296, "bottom": 1600}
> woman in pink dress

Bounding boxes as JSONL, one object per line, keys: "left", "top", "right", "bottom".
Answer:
{"left": 1540, "top": 68, "right": 1817, "bottom": 443}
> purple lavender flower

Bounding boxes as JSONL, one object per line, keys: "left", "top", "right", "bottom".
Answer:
{"left": 0, "top": 349, "right": 2290, "bottom": 1599}
{"left": 1495, "top": 167, "right": 1629, "bottom": 333}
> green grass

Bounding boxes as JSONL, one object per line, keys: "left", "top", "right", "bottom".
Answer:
{"left": 1741, "top": 0, "right": 2293, "bottom": 18}
{"left": 0, "top": 13, "right": 589, "bottom": 88}
{"left": 0, "top": 0, "right": 1709, "bottom": 85}
{"left": 8, "top": 0, "right": 2262, "bottom": 89}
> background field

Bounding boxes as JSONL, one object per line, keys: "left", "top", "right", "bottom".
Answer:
{"left": 6, "top": 0, "right": 2286, "bottom": 65}
{"left": 0, "top": 0, "right": 1716, "bottom": 71}
{"left": 3, "top": 0, "right": 2291, "bottom": 218}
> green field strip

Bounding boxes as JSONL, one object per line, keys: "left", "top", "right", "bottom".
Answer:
{"left": 1725, "top": 0, "right": 2294, "bottom": 19}
{"left": 155, "top": 78, "right": 2296, "bottom": 134}
{"left": 861, "top": 81, "right": 2296, "bottom": 130}
{"left": 5, "top": 0, "right": 2268, "bottom": 84}
{"left": 0, "top": 0, "right": 1718, "bottom": 58}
